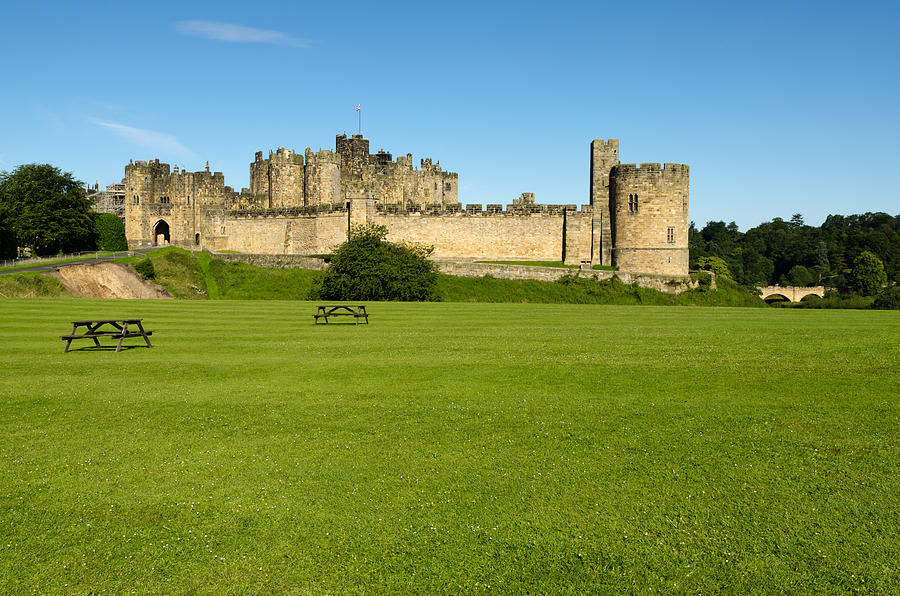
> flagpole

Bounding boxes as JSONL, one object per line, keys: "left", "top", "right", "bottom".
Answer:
{"left": 358, "top": 106, "right": 361, "bottom": 135}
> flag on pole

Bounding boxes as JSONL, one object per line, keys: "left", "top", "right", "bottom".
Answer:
{"left": 356, "top": 104, "right": 361, "bottom": 111}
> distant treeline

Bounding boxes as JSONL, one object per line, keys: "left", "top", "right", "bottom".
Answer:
{"left": 690, "top": 213, "right": 899, "bottom": 287}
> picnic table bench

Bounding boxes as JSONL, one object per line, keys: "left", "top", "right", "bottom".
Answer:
{"left": 314, "top": 305, "right": 369, "bottom": 325}
{"left": 61, "top": 319, "right": 153, "bottom": 352}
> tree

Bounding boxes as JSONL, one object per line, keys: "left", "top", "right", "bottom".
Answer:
{"left": 93, "top": 213, "right": 128, "bottom": 251}
{"left": 319, "top": 223, "right": 438, "bottom": 301}
{"left": 848, "top": 251, "right": 887, "bottom": 296}
{"left": 813, "top": 241, "right": 829, "bottom": 275}
{"left": 696, "top": 255, "right": 732, "bottom": 280}
{"left": 0, "top": 164, "right": 93, "bottom": 255}
{"left": 784, "top": 265, "right": 815, "bottom": 286}
{"left": 0, "top": 219, "right": 15, "bottom": 260}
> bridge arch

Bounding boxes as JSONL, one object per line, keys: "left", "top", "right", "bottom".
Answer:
{"left": 757, "top": 286, "right": 825, "bottom": 302}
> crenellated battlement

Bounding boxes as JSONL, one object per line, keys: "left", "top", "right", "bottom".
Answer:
{"left": 373, "top": 201, "right": 591, "bottom": 217}
{"left": 612, "top": 162, "right": 689, "bottom": 180}
{"left": 591, "top": 138, "right": 619, "bottom": 151}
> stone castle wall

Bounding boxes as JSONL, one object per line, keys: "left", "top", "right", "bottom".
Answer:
{"left": 124, "top": 135, "right": 690, "bottom": 278}
{"left": 377, "top": 211, "right": 567, "bottom": 261}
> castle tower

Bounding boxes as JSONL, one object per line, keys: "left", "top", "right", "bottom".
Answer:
{"left": 268, "top": 148, "right": 304, "bottom": 208}
{"left": 336, "top": 134, "right": 370, "bottom": 175}
{"left": 304, "top": 148, "right": 343, "bottom": 207}
{"left": 590, "top": 139, "right": 619, "bottom": 265}
{"left": 249, "top": 148, "right": 304, "bottom": 209}
{"left": 609, "top": 163, "right": 689, "bottom": 276}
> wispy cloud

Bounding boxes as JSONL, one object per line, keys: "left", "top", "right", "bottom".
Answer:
{"left": 174, "top": 20, "right": 309, "bottom": 47}
{"left": 35, "top": 104, "right": 65, "bottom": 129}
{"left": 91, "top": 119, "right": 197, "bottom": 159}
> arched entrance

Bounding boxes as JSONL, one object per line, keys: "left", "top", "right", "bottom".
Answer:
{"left": 194, "top": 233, "right": 201, "bottom": 246}
{"left": 153, "top": 220, "right": 170, "bottom": 246}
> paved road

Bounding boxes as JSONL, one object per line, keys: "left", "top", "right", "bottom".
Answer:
{"left": 0, "top": 247, "right": 162, "bottom": 275}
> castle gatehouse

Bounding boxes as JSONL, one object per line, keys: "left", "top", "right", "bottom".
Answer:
{"left": 124, "top": 135, "right": 689, "bottom": 276}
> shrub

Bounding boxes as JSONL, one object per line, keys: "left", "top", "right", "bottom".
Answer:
{"left": 872, "top": 285, "right": 900, "bottom": 310}
{"left": 318, "top": 224, "right": 438, "bottom": 301}
{"left": 133, "top": 258, "right": 156, "bottom": 281}
{"left": 93, "top": 213, "right": 128, "bottom": 251}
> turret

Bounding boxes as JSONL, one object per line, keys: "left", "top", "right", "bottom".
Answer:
{"left": 609, "top": 163, "right": 689, "bottom": 276}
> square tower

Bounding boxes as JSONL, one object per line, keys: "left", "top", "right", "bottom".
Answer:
{"left": 590, "top": 139, "right": 619, "bottom": 266}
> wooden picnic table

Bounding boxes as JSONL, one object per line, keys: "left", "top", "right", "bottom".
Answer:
{"left": 61, "top": 319, "right": 153, "bottom": 352}
{"left": 314, "top": 305, "right": 369, "bottom": 325}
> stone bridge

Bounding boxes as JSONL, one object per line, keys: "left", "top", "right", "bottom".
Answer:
{"left": 757, "top": 285, "right": 825, "bottom": 302}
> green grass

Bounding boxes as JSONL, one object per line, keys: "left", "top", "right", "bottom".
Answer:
{"left": 438, "top": 272, "right": 764, "bottom": 306}
{"left": 111, "top": 248, "right": 763, "bottom": 306}
{"left": 0, "top": 272, "right": 70, "bottom": 297}
{"left": 0, "top": 300, "right": 897, "bottom": 593}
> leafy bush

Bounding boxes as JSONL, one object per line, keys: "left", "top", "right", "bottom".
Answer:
{"left": 318, "top": 224, "right": 438, "bottom": 301}
{"left": 691, "top": 271, "right": 713, "bottom": 291}
{"left": 872, "top": 285, "right": 900, "bottom": 310}
{"left": 93, "top": 213, "right": 127, "bottom": 251}
{"left": 133, "top": 258, "right": 156, "bottom": 281}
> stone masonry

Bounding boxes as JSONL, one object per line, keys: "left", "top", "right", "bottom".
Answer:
{"left": 124, "top": 135, "right": 690, "bottom": 277}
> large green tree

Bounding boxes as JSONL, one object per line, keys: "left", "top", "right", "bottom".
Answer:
{"left": 0, "top": 219, "right": 15, "bottom": 260}
{"left": 848, "top": 251, "right": 887, "bottom": 296}
{"left": 319, "top": 223, "right": 438, "bottom": 301}
{"left": 0, "top": 164, "right": 93, "bottom": 255}
{"left": 93, "top": 213, "right": 128, "bottom": 251}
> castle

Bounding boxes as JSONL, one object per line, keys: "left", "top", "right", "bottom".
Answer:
{"left": 124, "top": 134, "right": 689, "bottom": 276}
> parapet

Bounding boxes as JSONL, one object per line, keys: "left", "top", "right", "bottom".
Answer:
{"left": 592, "top": 139, "right": 619, "bottom": 151}
{"left": 127, "top": 158, "right": 171, "bottom": 176}
{"left": 307, "top": 149, "right": 341, "bottom": 166}
{"left": 611, "top": 162, "right": 689, "bottom": 180}
{"left": 266, "top": 147, "right": 303, "bottom": 165}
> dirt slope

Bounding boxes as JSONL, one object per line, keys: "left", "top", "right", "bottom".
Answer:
{"left": 54, "top": 262, "right": 173, "bottom": 299}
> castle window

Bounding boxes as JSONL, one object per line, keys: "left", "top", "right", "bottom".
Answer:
{"left": 434, "top": 182, "right": 438, "bottom": 191}
{"left": 445, "top": 182, "right": 452, "bottom": 191}
{"left": 160, "top": 196, "right": 170, "bottom": 204}
{"left": 667, "top": 227, "right": 675, "bottom": 244}
{"left": 628, "top": 193, "right": 639, "bottom": 214}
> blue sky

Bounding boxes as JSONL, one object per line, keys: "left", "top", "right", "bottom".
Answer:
{"left": 1, "top": 0, "right": 897, "bottom": 230}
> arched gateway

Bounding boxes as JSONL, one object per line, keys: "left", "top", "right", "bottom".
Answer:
{"left": 153, "top": 220, "right": 170, "bottom": 246}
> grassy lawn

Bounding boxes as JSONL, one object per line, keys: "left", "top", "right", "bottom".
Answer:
{"left": 1, "top": 300, "right": 897, "bottom": 593}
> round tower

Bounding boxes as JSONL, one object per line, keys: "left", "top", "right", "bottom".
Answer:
{"left": 609, "top": 163, "right": 689, "bottom": 276}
